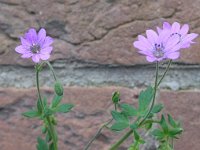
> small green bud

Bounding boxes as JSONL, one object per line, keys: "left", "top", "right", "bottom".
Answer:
{"left": 54, "top": 81, "right": 63, "bottom": 96}
{"left": 51, "top": 117, "right": 57, "bottom": 125}
{"left": 41, "top": 126, "right": 47, "bottom": 134}
{"left": 112, "top": 91, "right": 120, "bottom": 104}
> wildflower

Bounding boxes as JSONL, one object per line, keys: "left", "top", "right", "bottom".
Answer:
{"left": 15, "top": 28, "right": 53, "bottom": 63}
{"left": 157, "top": 22, "right": 198, "bottom": 48}
{"left": 134, "top": 29, "right": 181, "bottom": 62}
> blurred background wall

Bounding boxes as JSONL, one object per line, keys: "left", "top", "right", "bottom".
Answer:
{"left": 0, "top": 0, "right": 200, "bottom": 150}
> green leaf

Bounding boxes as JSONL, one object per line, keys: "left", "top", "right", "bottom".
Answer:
{"left": 160, "top": 115, "right": 169, "bottom": 133}
{"left": 151, "top": 104, "right": 164, "bottom": 113}
{"left": 22, "top": 110, "right": 40, "bottom": 118}
{"left": 110, "top": 122, "right": 129, "bottom": 131}
{"left": 130, "top": 122, "right": 138, "bottom": 130}
{"left": 56, "top": 103, "right": 74, "bottom": 113}
{"left": 145, "top": 122, "right": 152, "bottom": 130}
{"left": 51, "top": 95, "right": 63, "bottom": 108}
{"left": 169, "top": 128, "right": 183, "bottom": 137}
{"left": 151, "top": 129, "right": 164, "bottom": 139}
{"left": 111, "top": 111, "right": 128, "bottom": 122}
{"left": 167, "top": 114, "right": 178, "bottom": 128}
{"left": 138, "top": 86, "right": 154, "bottom": 113}
{"left": 43, "top": 97, "right": 48, "bottom": 108}
{"left": 44, "top": 108, "right": 54, "bottom": 117}
{"left": 54, "top": 81, "right": 64, "bottom": 96}
{"left": 49, "top": 143, "right": 55, "bottom": 150}
{"left": 36, "top": 137, "right": 49, "bottom": 150}
{"left": 133, "top": 130, "right": 140, "bottom": 141}
{"left": 120, "top": 103, "right": 137, "bottom": 116}
{"left": 37, "top": 99, "right": 43, "bottom": 114}
{"left": 112, "top": 91, "right": 120, "bottom": 104}
{"left": 41, "top": 126, "right": 47, "bottom": 134}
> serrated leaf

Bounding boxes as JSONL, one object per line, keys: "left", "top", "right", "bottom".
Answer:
{"left": 120, "top": 103, "right": 137, "bottom": 116}
{"left": 167, "top": 114, "right": 178, "bottom": 128}
{"left": 111, "top": 111, "right": 128, "bottom": 122}
{"left": 56, "top": 103, "right": 74, "bottom": 113}
{"left": 110, "top": 122, "right": 129, "bottom": 131}
{"left": 37, "top": 137, "right": 49, "bottom": 150}
{"left": 160, "top": 115, "right": 169, "bottom": 133}
{"left": 22, "top": 110, "right": 40, "bottom": 118}
{"left": 151, "top": 104, "right": 164, "bottom": 113}
{"left": 169, "top": 128, "right": 183, "bottom": 137}
{"left": 44, "top": 108, "right": 54, "bottom": 117}
{"left": 151, "top": 129, "right": 164, "bottom": 139}
{"left": 51, "top": 95, "right": 63, "bottom": 108}
{"left": 138, "top": 86, "right": 154, "bottom": 113}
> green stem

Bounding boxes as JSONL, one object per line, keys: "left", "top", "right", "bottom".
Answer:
{"left": 157, "top": 60, "right": 172, "bottom": 86}
{"left": 84, "top": 102, "right": 117, "bottom": 150}
{"left": 84, "top": 119, "right": 113, "bottom": 150}
{"left": 36, "top": 64, "right": 58, "bottom": 150}
{"left": 138, "top": 61, "right": 159, "bottom": 126}
{"left": 45, "top": 61, "right": 57, "bottom": 81}
{"left": 109, "top": 61, "right": 160, "bottom": 150}
{"left": 46, "top": 117, "right": 58, "bottom": 150}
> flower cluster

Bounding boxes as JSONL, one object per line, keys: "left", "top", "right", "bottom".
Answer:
{"left": 15, "top": 28, "right": 53, "bottom": 63}
{"left": 133, "top": 22, "right": 198, "bottom": 62}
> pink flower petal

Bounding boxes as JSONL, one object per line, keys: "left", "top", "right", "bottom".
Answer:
{"left": 182, "top": 33, "right": 198, "bottom": 43}
{"left": 163, "top": 22, "right": 171, "bottom": 29}
{"left": 180, "top": 24, "right": 189, "bottom": 36}
{"left": 21, "top": 53, "right": 33, "bottom": 58}
{"left": 138, "top": 35, "right": 153, "bottom": 49}
{"left": 40, "top": 47, "right": 53, "bottom": 54}
{"left": 171, "top": 22, "right": 181, "bottom": 33}
{"left": 15, "top": 45, "right": 27, "bottom": 54}
{"left": 32, "top": 54, "right": 40, "bottom": 63}
{"left": 166, "top": 52, "right": 180, "bottom": 59}
{"left": 38, "top": 28, "right": 46, "bottom": 43}
{"left": 42, "top": 36, "right": 53, "bottom": 48}
{"left": 39, "top": 53, "right": 50, "bottom": 60}
{"left": 164, "top": 34, "right": 180, "bottom": 51}
{"left": 146, "top": 56, "right": 156, "bottom": 62}
{"left": 146, "top": 30, "right": 158, "bottom": 45}
{"left": 157, "top": 27, "right": 162, "bottom": 34}
{"left": 25, "top": 28, "right": 38, "bottom": 44}
{"left": 20, "top": 37, "right": 31, "bottom": 47}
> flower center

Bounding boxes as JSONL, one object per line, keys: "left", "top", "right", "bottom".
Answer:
{"left": 30, "top": 44, "right": 40, "bottom": 53}
{"left": 153, "top": 43, "right": 164, "bottom": 58}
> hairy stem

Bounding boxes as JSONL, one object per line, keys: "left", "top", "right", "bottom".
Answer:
{"left": 157, "top": 60, "right": 172, "bottom": 86}
{"left": 84, "top": 119, "right": 113, "bottom": 150}
{"left": 45, "top": 61, "right": 57, "bottom": 81}
{"left": 36, "top": 64, "right": 58, "bottom": 150}
{"left": 109, "top": 61, "right": 160, "bottom": 150}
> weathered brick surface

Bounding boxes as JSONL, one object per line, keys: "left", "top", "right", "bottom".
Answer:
{"left": 0, "top": 0, "right": 200, "bottom": 66}
{"left": 0, "top": 87, "right": 199, "bottom": 150}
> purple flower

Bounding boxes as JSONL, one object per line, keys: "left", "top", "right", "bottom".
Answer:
{"left": 15, "top": 28, "right": 53, "bottom": 63}
{"left": 134, "top": 22, "right": 198, "bottom": 62}
{"left": 134, "top": 29, "right": 182, "bottom": 62}
{"left": 157, "top": 22, "right": 198, "bottom": 48}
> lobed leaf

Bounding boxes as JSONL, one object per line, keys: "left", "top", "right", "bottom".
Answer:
{"left": 55, "top": 103, "right": 74, "bottom": 113}
{"left": 138, "top": 86, "right": 154, "bottom": 113}
{"left": 36, "top": 137, "right": 49, "bottom": 150}
{"left": 22, "top": 109, "right": 40, "bottom": 118}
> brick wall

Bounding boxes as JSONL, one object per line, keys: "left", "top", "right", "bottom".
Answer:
{"left": 0, "top": 0, "right": 200, "bottom": 150}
